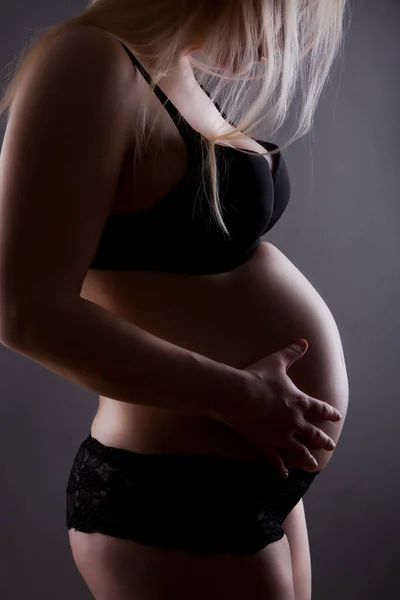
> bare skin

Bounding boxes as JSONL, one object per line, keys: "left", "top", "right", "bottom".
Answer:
{"left": 51, "top": 27, "right": 348, "bottom": 600}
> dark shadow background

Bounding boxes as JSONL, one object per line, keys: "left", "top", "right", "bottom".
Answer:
{"left": 0, "top": 1, "right": 399, "bottom": 598}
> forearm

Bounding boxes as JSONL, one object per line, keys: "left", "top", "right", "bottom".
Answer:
{"left": 1, "top": 297, "right": 247, "bottom": 420}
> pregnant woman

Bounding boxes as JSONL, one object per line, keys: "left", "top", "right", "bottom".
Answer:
{"left": 0, "top": 1, "right": 349, "bottom": 599}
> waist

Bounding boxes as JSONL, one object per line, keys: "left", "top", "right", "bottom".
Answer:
{"left": 90, "top": 237, "right": 261, "bottom": 273}
{"left": 88, "top": 241, "right": 348, "bottom": 457}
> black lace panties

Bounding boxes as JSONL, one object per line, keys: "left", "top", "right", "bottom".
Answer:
{"left": 66, "top": 434, "right": 321, "bottom": 556}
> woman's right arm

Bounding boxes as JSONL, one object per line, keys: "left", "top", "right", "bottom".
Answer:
{"left": 0, "top": 25, "right": 341, "bottom": 477}
{"left": 0, "top": 24, "right": 244, "bottom": 421}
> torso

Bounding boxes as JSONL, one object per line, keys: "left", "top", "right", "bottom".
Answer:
{"left": 67, "top": 36, "right": 349, "bottom": 599}
{"left": 86, "top": 52, "right": 349, "bottom": 462}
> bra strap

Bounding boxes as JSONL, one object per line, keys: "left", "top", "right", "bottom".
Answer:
{"left": 119, "top": 42, "right": 188, "bottom": 135}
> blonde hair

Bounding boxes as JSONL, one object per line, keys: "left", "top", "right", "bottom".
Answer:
{"left": 0, "top": 0, "right": 348, "bottom": 237}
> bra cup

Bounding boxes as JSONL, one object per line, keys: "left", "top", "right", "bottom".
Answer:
{"left": 87, "top": 43, "right": 292, "bottom": 273}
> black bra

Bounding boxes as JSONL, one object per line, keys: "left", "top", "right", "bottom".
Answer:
{"left": 89, "top": 42, "right": 291, "bottom": 274}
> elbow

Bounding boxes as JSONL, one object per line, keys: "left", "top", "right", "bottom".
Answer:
{"left": 0, "top": 303, "right": 28, "bottom": 348}
{"left": 0, "top": 293, "right": 77, "bottom": 349}
{"left": 0, "top": 296, "right": 43, "bottom": 348}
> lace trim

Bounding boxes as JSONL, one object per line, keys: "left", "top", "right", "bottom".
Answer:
{"left": 66, "top": 435, "right": 321, "bottom": 555}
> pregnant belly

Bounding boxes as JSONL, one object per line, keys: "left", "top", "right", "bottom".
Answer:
{"left": 90, "top": 242, "right": 349, "bottom": 459}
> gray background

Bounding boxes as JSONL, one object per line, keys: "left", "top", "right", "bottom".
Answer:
{"left": 0, "top": 0, "right": 398, "bottom": 598}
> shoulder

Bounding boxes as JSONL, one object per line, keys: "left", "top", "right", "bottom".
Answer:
{"left": 13, "top": 23, "right": 138, "bottom": 113}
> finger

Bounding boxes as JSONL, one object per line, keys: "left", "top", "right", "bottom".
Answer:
{"left": 301, "top": 423, "right": 336, "bottom": 451}
{"left": 308, "top": 398, "right": 342, "bottom": 422}
{"left": 268, "top": 451, "right": 290, "bottom": 479}
{"left": 278, "top": 339, "right": 308, "bottom": 370}
{"left": 287, "top": 437, "right": 319, "bottom": 470}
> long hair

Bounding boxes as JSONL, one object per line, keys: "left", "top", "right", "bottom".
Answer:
{"left": 0, "top": 0, "right": 348, "bottom": 237}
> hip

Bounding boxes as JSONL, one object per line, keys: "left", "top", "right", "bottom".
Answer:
{"left": 66, "top": 433, "right": 301, "bottom": 598}
{"left": 66, "top": 432, "right": 320, "bottom": 555}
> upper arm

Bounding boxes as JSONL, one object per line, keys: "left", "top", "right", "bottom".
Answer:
{"left": 0, "top": 25, "right": 135, "bottom": 340}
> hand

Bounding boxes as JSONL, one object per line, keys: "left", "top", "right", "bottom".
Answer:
{"left": 219, "top": 339, "right": 342, "bottom": 478}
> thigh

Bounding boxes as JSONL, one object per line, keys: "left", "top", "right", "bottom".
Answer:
{"left": 282, "top": 499, "right": 312, "bottom": 600}
{"left": 68, "top": 528, "right": 296, "bottom": 600}
{"left": 65, "top": 435, "right": 301, "bottom": 599}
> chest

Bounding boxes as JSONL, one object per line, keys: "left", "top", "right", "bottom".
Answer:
{"left": 110, "top": 86, "right": 275, "bottom": 216}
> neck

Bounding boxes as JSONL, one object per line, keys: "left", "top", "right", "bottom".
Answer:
{"left": 164, "top": 54, "right": 196, "bottom": 88}
{"left": 161, "top": 53, "right": 198, "bottom": 93}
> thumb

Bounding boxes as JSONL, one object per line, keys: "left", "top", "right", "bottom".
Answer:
{"left": 281, "top": 339, "right": 308, "bottom": 369}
